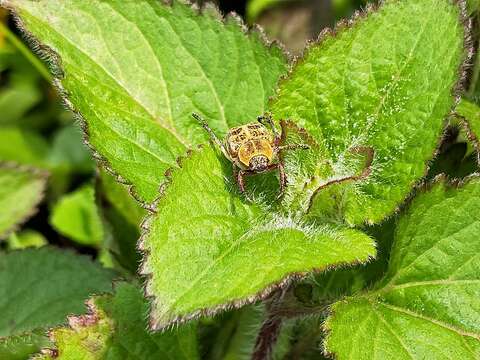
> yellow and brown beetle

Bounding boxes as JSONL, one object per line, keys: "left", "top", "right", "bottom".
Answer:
{"left": 192, "top": 112, "right": 309, "bottom": 199}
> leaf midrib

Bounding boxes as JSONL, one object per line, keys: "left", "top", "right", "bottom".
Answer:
{"left": 102, "top": 2, "right": 175, "bottom": 133}
{"left": 377, "top": 302, "right": 480, "bottom": 340}
{"left": 144, "top": 0, "right": 229, "bottom": 131}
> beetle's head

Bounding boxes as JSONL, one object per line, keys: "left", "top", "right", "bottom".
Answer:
{"left": 249, "top": 155, "right": 269, "bottom": 172}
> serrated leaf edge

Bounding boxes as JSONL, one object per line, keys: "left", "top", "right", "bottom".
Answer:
{"left": 137, "top": 145, "right": 376, "bottom": 331}
{"left": 1, "top": 0, "right": 290, "bottom": 208}
{"left": 321, "top": 173, "right": 480, "bottom": 358}
{"left": 270, "top": 0, "right": 473, "bottom": 226}
{"left": 455, "top": 112, "right": 480, "bottom": 166}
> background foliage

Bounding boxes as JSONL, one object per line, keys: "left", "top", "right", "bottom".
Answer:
{"left": 0, "top": 0, "right": 479, "bottom": 359}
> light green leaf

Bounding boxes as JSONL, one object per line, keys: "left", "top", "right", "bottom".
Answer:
{"left": 0, "top": 246, "right": 116, "bottom": 357}
{"left": 0, "top": 163, "right": 47, "bottom": 239}
{"left": 270, "top": 0, "right": 467, "bottom": 224}
{"left": 246, "top": 0, "right": 291, "bottom": 21}
{"left": 324, "top": 177, "right": 480, "bottom": 359}
{"left": 50, "top": 185, "right": 104, "bottom": 246}
{"left": 140, "top": 146, "right": 376, "bottom": 329}
{"left": 7, "top": 229, "right": 47, "bottom": 250}
{"left": 0, "top": 127, "right": 49, "bottom": 168}
{"left": 455, "top": 98, "right": 480, "bottom": 164}
{"left": 7, "top": 0, "right": 288, "bottom": 203}
{"left": 34, "top": 282, "right": 198, "bottom": 360}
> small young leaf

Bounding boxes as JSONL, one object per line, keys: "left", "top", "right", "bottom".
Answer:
{"left": 50, "top": 185, "right": 104, "bottom": 247}
{"left": 0, "top": 163, "right": 47, "bottom": 239}
{"left": 270, "top": 0, "right": 467, "bottom": 224}
{"left": 7, "top": 0, "right": 288, "bottom": 203}
{"left": 34, "top": 282, "right": 199, "bottom": 360}
{"left": 455, "top": 98, "right": 480, "bottom": 163}
{"left": 324, "top": 177, "right": 480, "bottom": 359}
{"left": 140, "top": 146, "right": 376, "bottom": 329}
{"left": 7, "top": 229, "right": 47, "bottom": 250}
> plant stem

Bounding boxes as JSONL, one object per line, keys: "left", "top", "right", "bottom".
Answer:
{"left": 252, "top": 290, "right": 285, "bottom": 360}
{"left": 0, "top": 21, "right": 52, "bottom": 82}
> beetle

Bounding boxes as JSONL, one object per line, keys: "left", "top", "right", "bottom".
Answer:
{"left": 192, "top": 112, "right": 309, "bottom": 199}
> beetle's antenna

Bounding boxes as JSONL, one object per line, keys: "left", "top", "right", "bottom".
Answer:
{"left": 258, "top": 112, "right": 279, "bottom": 138}
{"left": 192, "top": 113, "right": 230, "bottom": 159}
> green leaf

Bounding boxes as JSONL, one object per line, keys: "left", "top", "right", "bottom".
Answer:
{"left": 140, "top": 146, "right": 376, "bottom": 329}
{"left": 468, "top": 0, "right": 480, "bottom": 13}
{"left": 246, "top": 0, "right": 291, "bottom": 21}
{"left": 0, "top": 246, "right": 116, "bottom": 358}
{"left": 455, "top": 98, "right": 480, "bottom": 164}
{"left": 208, "top": 305, "right": 265, "bottom": 360}
{"left": 0, "top": 163, "right": 47, "bottom": 239}
{"left": 212, "top": 305, "right": 293, "bottom": 360}
{"left": 50, "top": 185, "right": 104, "bottom": 246}
{"left": 0, "top": 127, "right": 49, "bottom": 168}
{"left": 7, "top": 229, "right": 47, "bottom": 250}
{"left": 99, "top": 169, "right": 146, "bottom": 272}
{"left": 270, "top": 0, "right": 467, "bottom": 224}
{"left": 8, "top": 0, "right": 288, "bottom": 203}
{"left": 34, "top": 282, "right": 199, "bottom": 360}
{"left": 0, "top": 330, "right": 51, "bottom": 360}
{"left": 324, "top": 177, "right": 480, "bottom": 359}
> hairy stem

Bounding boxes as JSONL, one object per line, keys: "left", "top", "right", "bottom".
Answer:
{"left": 252, "top": 290, "right": 285, "bottom": 360}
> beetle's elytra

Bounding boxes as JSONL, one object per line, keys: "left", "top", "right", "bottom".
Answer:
{"left": 193, "top": 112, "right": 309, "bottom": 200}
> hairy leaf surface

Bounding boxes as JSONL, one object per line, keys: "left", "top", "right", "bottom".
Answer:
{"left": 324, "top": 178, "right": 480, "bottom": 359}
{"left": 7, "top": 0, "right": 288, "bottom": 203}
{"left": 0, "top": 247, "right": 116, "bottom": 337}
{"left": 140, "top": 146, "right": 376, "bottom": 329}
{"left": 0, "top": 164, "right": 46, "bottom": 239}
{"left": 35, "top": 283, "right": 198, "bottom": 360}
{"left": 270, "top": 0, "right": 467, "bottom": 224}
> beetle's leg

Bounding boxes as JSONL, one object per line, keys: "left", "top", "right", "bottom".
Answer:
{"left": 236, "top": 169, "right": 255, "bottom": 201}
{"left": 237, "top": 170, "right": 246, "bottom": 194}
{"left": 277, "top": 162, "right": 286, "bottom": 199}
{"left": 192, "top": 113, "right": 230, "bottom": 160}
{"left": 278, "top": 144, "right": 310, "bottom": 152}
{"left": 258, "top": 112, "right": 280, "bottom": 139}
{"left": 265, "top": 163, "right": 287, "bottom": 199}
